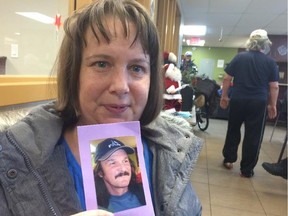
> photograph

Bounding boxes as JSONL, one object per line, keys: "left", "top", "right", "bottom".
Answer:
{"left": 77, "top": 121, "right": 154, "bottom": 216}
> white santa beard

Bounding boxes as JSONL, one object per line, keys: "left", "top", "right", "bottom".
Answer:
{"left": 165, "top": 63, "right": 182, "bottom": 81}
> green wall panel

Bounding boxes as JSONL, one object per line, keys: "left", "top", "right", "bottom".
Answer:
{"left": 181, "top": 46, "right": 238, "bottom": 84}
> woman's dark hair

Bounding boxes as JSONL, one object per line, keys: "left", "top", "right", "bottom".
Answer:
{"left": 53, "top": 0, "right": 163, "bottom": 127}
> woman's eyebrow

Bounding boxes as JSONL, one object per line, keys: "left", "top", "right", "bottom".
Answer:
{"left": 85, "top": 54, "right": 110, "bottom": 61}
{"left": 131, "top": 58, "right": 150, "bottom": 64}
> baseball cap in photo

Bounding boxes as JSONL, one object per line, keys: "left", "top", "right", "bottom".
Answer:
{"left": 95, "top": 138, "right": 135, "bottom": 162}
{"left": 249, "top": 29, "right": 269, "bottom": 40}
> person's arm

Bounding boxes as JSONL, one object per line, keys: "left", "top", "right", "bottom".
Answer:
{"left": 220, "top": 73, "right": 233, "bottom": 109}
{"left": 267, "top": 81, "right": 279, "bottom": 119}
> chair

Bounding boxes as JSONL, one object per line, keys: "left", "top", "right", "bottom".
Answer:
{"left": 277, "top": 132, "right": 287, "bottom": 163}
{"left": 269, "top": 96, "right": 287, "bottom": 142}
{"left": 0, "top": 56, "right": 7, "bottom": 74}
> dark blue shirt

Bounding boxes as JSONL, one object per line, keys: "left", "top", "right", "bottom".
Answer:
{"left": 142, "top": 137, "right": 154, "bottom": 206}
{"left": 225, "top": 50, "right": 279, "bottom": 100}
{"left": 60, "top": 137, "right": 86, "bottom": 211}
{"left": 108, "top": 191, "right": 142, "bottom": 212}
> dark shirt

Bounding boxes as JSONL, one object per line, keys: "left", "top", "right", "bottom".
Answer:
{"left": 61, "top": 137, "right": 86, "bottom": 210}
{"left": 180, "top": 59, "right": 198, "bottom": 84}
{"left": 225, "top": 50, "right": 279, "bottom": 100}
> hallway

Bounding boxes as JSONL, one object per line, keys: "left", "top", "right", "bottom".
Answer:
{"left": 191, "top": 118, "right": 287, "bottom": 216}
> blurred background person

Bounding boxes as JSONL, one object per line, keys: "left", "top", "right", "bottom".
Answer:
{"left": 220, "top": 29, "right": 279, "bottom": 178}
{"left": 180, "top": 51, "right": 198, "bottom": 85}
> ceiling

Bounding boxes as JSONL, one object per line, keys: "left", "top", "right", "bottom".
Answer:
{"left": 1, "top": 0, "right": 287, "bottom": 50}
{"left": 177, "top": 0, "right": 288, "bottom": 48}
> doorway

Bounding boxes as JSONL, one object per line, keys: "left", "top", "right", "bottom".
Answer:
{"left": 198, "top": 58, "right": 215, "bottom": 79}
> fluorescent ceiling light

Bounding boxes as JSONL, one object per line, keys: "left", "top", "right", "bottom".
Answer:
{"left": 183, "top": 25, "right": 206, "bottom": 36}
{"left": 15, "top": 12, "right": 54, "bottom": 24}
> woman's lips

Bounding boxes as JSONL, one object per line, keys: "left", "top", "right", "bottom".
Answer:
{"left": 104, "top": 104, "right": 129, "bottom": 114}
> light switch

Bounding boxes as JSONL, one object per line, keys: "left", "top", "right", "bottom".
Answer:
{"left": 11, "top": 44, "right": 18, "bottom": 58}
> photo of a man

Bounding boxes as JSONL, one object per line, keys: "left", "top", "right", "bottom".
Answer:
{"left": 93, "top": 138, "right": 146, "bottom": 213}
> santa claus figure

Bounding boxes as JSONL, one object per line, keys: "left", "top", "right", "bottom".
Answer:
{"left": 163, "top": 51, "right": 183, "bottom": 111}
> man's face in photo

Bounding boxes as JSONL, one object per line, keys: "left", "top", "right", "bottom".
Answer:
{"left": 99, "top": 149, "right": 132, "bottom": 195}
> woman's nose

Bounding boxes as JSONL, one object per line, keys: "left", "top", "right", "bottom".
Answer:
{"left": 109, "top": 67, "right": 130, "bottom": 95}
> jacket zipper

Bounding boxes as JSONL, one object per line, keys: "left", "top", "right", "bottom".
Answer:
{"left": 6, "top": 131, "right": 58, "bottom": 216}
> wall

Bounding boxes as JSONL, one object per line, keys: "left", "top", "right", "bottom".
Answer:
{"left": 182, "top": 46, "right": 238, "bottom": 84}
{"left": 0, "top": 1, "right": 68, "bottom": 107}
{"left": 0, "top": 0, "right": 68, "bottom": 75}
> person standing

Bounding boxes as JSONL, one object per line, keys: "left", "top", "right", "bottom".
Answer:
{"left": 180, "top": 51, "right": 198, "bottom": 114}
{"left": 180, "top": 51, "right": 198, "bottom": 85}
{"left": 220, "top": 29, "right": 279, "bottom": 178}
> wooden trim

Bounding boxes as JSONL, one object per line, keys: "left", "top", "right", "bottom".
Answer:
{"left": 0, "top": 76, "right": 57, "bottom": 107}
{"left": 157, "top": 0, "right": 168, "bottom": 52}
{"left": 137, "top": 0, "right": 150, "bottom": 12}
{"left": 68, "top": 0, "right": 93, "bottom": 15}
{"left": 68, "top": 0, "right": 75, "bottom": 16}
{"left": 156, "top": 0, "right": 180, "bottom": 56}
{"left": 172, "top": 6, "right": 180, "bottom": 55}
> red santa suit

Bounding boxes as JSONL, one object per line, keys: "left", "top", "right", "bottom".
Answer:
{"left": 163, "top": 63, "right": 183, "bottom": 111}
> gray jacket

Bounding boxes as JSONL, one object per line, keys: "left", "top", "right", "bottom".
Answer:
{"left": 0, "top": 103, "right": 203, "bottom": 216}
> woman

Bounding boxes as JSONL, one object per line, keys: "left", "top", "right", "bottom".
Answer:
{"left": 0, "top": 0, "right": 203, "bottom": 215}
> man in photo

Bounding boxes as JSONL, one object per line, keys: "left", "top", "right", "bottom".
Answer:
{"left": 93, "top": 138, "right": 146, "bottom": 213}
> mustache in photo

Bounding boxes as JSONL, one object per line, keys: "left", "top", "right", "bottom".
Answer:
{"left": 115, "top": 171, "right": 130, "bottom": 179}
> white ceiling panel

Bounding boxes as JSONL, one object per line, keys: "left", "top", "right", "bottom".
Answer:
{"left": 209, "top": 0, "right": 252, "bottom": 13}
{"left": 245, "top": 0, "right": 287, "bottom": 14}
{"left": 178, "top": 0, "right": 288, "bottom": 48}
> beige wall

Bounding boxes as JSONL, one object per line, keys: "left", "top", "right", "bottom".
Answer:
{"left": 0, "top": 1, "right": 67, "bottom": 106}
{"left": 1, "top": 0, "right": 183, "bottom": 106}
{"left": 0, "top": 0, "right": 68, "bottom": 76}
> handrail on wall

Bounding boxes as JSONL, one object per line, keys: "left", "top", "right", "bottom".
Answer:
{"left": 0, "top": 75, "right": 57, "bottom": 107}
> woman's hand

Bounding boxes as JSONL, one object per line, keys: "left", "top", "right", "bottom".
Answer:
{"left": 71, "top": 210, "right": 114, "bottom": 216}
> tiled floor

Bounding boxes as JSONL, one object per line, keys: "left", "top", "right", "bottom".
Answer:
{"left": 191, "top": 118, "right": 287, "bottom": 216}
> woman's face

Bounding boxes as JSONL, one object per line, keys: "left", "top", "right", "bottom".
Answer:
{"left": 78, "top": 19, "right": 150, "bottom": 125}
